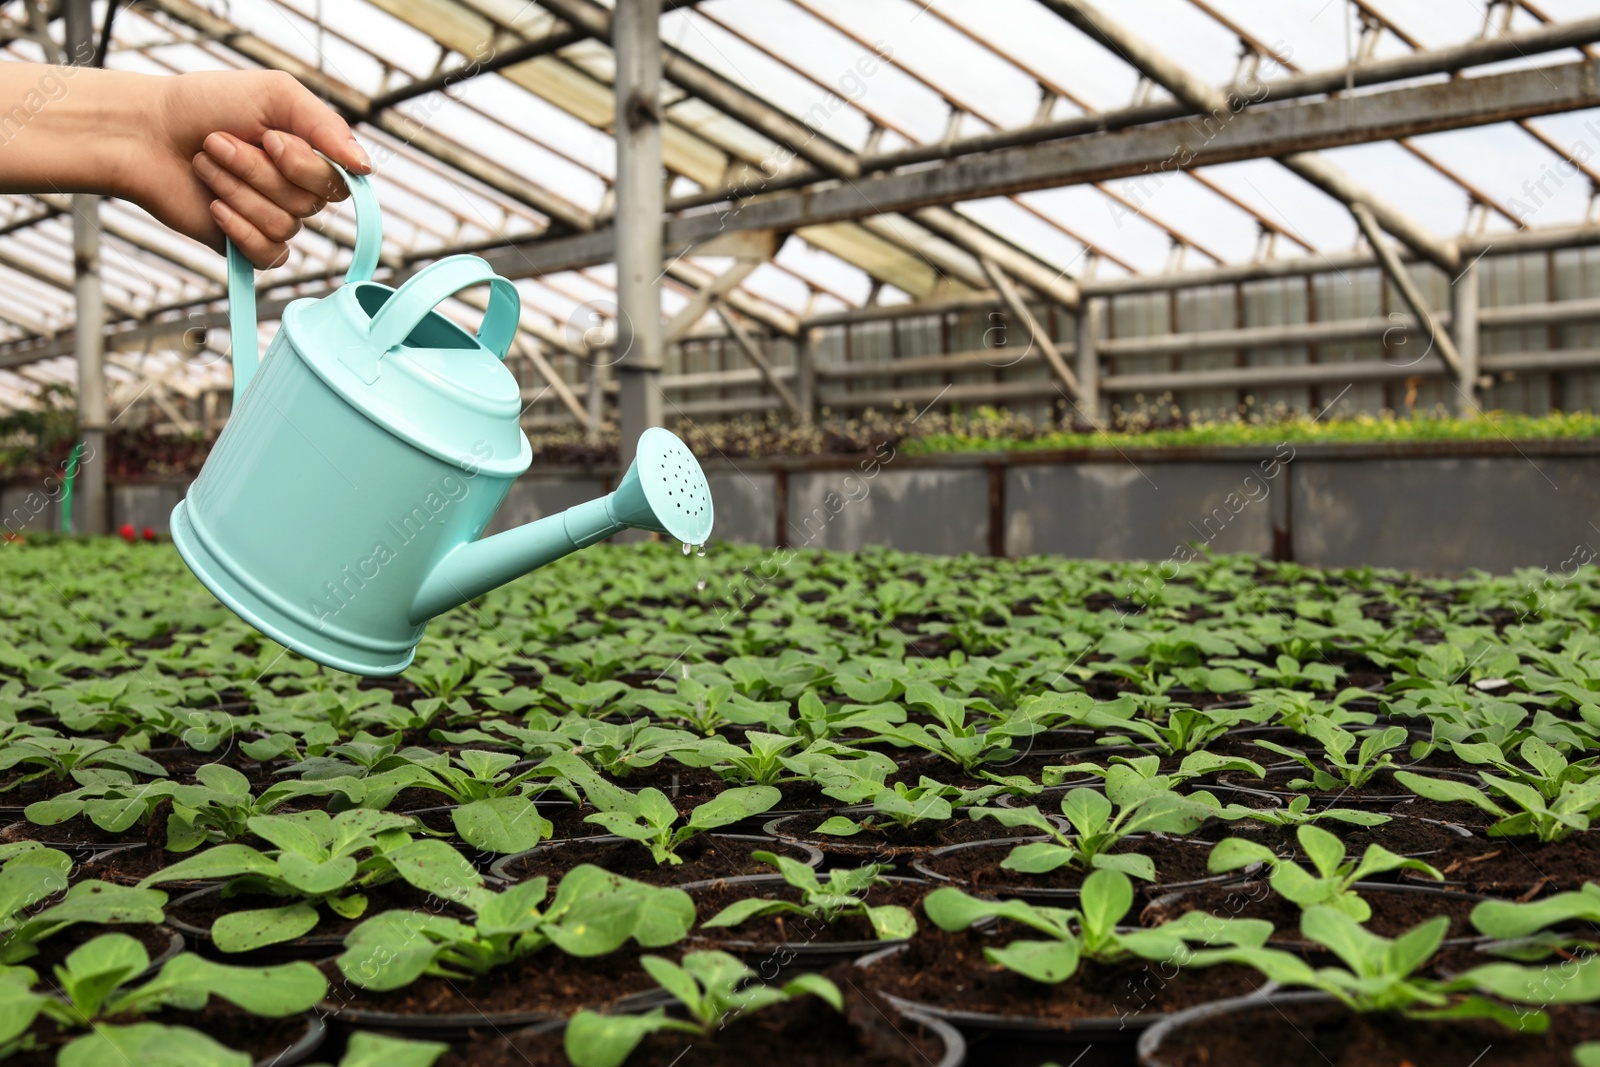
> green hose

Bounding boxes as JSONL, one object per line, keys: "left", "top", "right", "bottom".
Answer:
{"left": 59, "top": 442, "right": 83, "bottom": 534}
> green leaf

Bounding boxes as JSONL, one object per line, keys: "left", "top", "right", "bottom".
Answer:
{"left": 813, "top": 816, "right": 864, "bottom": 837}
{"left": 1089, "top": 851, "right": 1157, "bottom": 881}
{"left": 1002, "top": 842, "right": 1078, "bottom": 873}
{"left": 864, "top": 904, "right": 916, "bottom": 941}
{"left": 703, "top": 897, "right": 784, "bottom": 929}
{"left": 1079, "top": 868, "right": 1133, "bottom": 939}
{"left": 781, "top": 973, "right": 843, "bottom": 1011}
{"left": 335, "top": 1033, "right": 450, "bottom": 1067}
{"left": 210, "top": 903, "right": 321, "bottom": 953}
{"left": 1296, "top": 825, "right": 1347, "bottom": 879}
{"left": 385, "top": 838, "right": 487, "bottom": 909}
{"left": 136, "top": 844, "right": 277, "bottom": 887}
{"left": 113, "top": 954, "right": 327, "bottom": 1016}
{"left": 985, "top": 939, "right": 1079, "bottom": 983}
{"left": 58, "top": 1023, "right": 250, "bottom": 1067}
{"left": 1207, "top": 838, "right": 1276, "bottom": 874}
{"left": 276, "top": 853, "right": 357, "bottom": 896}
{"left": 1059, "top": 789, "right": 1112, "bottom": 838}
{"left": 686, "top": 786, "right": 781, "bottom": 832}
{"left": 452, "top": 798, "right": 551, "bottom": 854}
{"left": 565, "top": 1009, "right": 675, "bottom": 1067}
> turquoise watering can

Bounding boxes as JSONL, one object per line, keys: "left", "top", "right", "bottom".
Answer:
{"left": 170, "top": 165, "right": 714, "bottom": 677}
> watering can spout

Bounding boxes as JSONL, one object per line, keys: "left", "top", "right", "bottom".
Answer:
{"left": 409, "top": 427, "right": 714, "bottom": 622}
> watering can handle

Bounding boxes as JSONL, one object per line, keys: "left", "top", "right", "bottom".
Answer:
{"left": 227, "top": 159, "right": 382, "bottom": 397}
{"left": 365, "top": 254, "right": 520, "bottom": 361}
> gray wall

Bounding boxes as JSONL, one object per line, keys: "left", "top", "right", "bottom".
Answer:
{"left": 1006, "top": 460, "right": 1283, "bottom": 559}
{"left": 1293, "top": 456, "right": 1600, "bottom": 574}
{"left": 38, "top": 445, "right": 1600, "bottom": 575}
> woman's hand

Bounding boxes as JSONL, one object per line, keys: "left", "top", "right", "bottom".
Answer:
{"left": 122, "top": 69, "right": 372, "bottom": 268}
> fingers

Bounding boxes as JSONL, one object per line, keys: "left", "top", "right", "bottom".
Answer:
{"left": 209, "top": 199, "right": 288, "bottom": 270}
{"left": 193, "top": 138, "right": 303, "bottom": 269}
{"left": 257, "top": 69, "right": 371, "bottom": 176}
{"left": 263, "top": 130, "right": 351, "bottom": 203}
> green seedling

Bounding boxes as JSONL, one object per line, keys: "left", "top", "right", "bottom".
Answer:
{"left": 0, "top": 736, "right": 167, "bottom": 791}
{"left": 1467, "top": 881, "right": 1600, "bottom": 960}
{"left": 135, "top": 809, "right": 441, "bottom": 951}
{"left": 923, "top": 868, "right": 1272, "bottom": 983}
{"left": 1214, "top": 793, "right": 1391, "bottom": 829}
{"left": 336, "top": 864, "right": 694, "bottom": 991}
{"left": 0, "top": 932, "right": 324, "bottom": 1065}
{"left": 814, "top": 777, "right": 1007, "bottom": 837}
{"left": 564, "top": 951, "right": 841, "bottom": 1067}
{"left": 1206, "top": 824, "right": 1442, "bottom": 921}
{"left": 1394, "top": 769, "right": 1600, "bottom": 843}
{"left": 1045, "top": 751, "right": 1266, "bottom": 795}
{"left": 0, "top": 842, "right": 167, "bottom": 965}
{"left": 1200, "top": 906, "right": 1556, "bottom": 1031}
{"left": 1256, "top": 719, "right": 1409, "bottom": 791}
{"left": 971, "top": 785, "right": 1223, "bottom": 881}
{"left": 579, "top": 778, "right": 780, "bottom": 865}
{"left": 1071, "top": 696, "right": 1274, "bottom": 756}
{"left": 703, "top": 851, "right": 915, "bottom": 940}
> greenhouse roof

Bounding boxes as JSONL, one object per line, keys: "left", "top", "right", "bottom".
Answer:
{"left": 1, "top": 0, "right": 1598, "bottom": 417}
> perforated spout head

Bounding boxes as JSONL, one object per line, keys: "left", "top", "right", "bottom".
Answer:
{"left": 610, "top": 427, "right": 714, "bottom": 545}
{"left": 610, "top": 427, "right": 715, "bottom": 545}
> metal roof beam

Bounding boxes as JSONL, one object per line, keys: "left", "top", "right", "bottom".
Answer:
{"left": 487, "top": 58, "right": 1598, "bottom": 277}
{"left": 1038, "top": 0, "right": 1459, "bottom": 271}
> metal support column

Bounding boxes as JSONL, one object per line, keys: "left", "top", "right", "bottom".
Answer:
{"left": 66, "top": 0, "right": 106, "bottom": 535}
{"left": 1076, "top": 297, "right": 1104, "bottom": 428}
{"left": 613, "top": 0, "right": 664, "bottom": 470}
{"left": 1451, "top": 259, "right": 1481, "bottom": 417}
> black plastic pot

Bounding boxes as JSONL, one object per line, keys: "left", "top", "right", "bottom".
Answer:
{"left": 488, "top": 832, "right": 823, "bottom": 885}
{"left": 499, "top": 993, "right": 968, "bottom": 1067}
{"left": 678, "top": 872, "right": 928, "bottom": 967}
{"left": 858, "top": 942, "right": 1150, "bottom": 1067}
{"left": 912, "top": 835, "right": 1244, "bottom": 903}
{"left": 252, "top": 1010, "right": 326, "bottom": 1067}
{"left": 0, "top": 821, "right": 140, "bottom": 863}
{"left": 315, "top": 985, "right": 673, "bottom": 1043}
{"left": 1136, "top": 985, "right": 1296, "bottom": 1066}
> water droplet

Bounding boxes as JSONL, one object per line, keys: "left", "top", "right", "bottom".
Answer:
{"left": 696, "top": 578, "right": 707, "bottom": 591}
{"left": 696, "top": 544, "right": 706, "bottom": 557}
{"left": 682, "top": 542, "right": 691, "bottom": 556}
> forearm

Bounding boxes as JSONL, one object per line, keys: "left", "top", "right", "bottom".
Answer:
{"left": 0, "top": 65, "right": 158, "bottom": 200}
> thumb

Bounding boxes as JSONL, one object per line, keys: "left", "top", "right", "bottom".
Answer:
{"left": 260, "top": 75, "right": 372, "bottom": 175}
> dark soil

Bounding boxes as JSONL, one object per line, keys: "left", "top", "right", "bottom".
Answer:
{"left": 1149, "top": 995, "right": 1599, "bottom": 1067}
{"left": 437, "top": 967, "right": 948, "bottom": 1067}
{"left": 862, "top": 923, "right": 1263, "bottom": 1024}
{"left": 1139, "top": 879, "right": 1485, "bottom": 950}
{"left": 75, "top": 844, "right": 222, "bottom": 886}
{"left": 0, "top": 818, "right": 137, "bottom": 849}
{"left": 686, "top": 877, "right": 928, "bottom": 947}
{"left": 1407, "top": 832, "right": 1600, "bottom": 898}
{"left": 915, "top": 835, "right": 1219, "bottom": 896}
{"left": 318, "top": 942, "right": 661, "bottom": 1018}
{"left": 769, "top": 810, "right": 1048, "bottom": 856}
{"left": 495, "top": 834, "right": 816, "bottom": 887}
